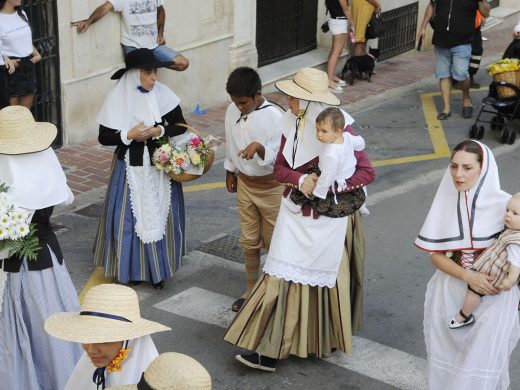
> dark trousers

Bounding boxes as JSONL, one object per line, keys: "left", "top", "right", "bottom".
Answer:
{"left": 469, "top": 27, "right": 483, "bottom": 78}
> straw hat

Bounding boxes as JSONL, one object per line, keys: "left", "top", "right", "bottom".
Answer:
{"left": 0, "top": 106, "right": 57, "bottom": 155}
{"left": 275, "top": 68, "right": 340, "bottom": 106}
{"left": 44, "top": 284, "right": 171, "bottom": 343}
{"left": 106, "top": 352, "right": 212, "bottom": 390}
{"left": 111, "top": 48, "right": 174, "bottom": 80}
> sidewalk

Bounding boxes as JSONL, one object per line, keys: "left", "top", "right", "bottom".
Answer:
{"left": 55, "top": 12, "right": 519, "bottom": 206}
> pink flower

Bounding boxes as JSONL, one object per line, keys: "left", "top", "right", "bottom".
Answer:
{"left": 189, "top": 137, "right": 201, "bottom": 147}
{"left": 158, "top": 152, "right": 169, "bottom": 164}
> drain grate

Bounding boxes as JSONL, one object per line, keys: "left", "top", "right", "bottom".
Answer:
{"left": 196, "top": 234, "right": 244, "bottom": 263}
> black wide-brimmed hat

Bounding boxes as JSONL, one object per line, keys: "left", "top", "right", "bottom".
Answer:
{"left": 111, "top": 48, "right": 173, "bottom": 80}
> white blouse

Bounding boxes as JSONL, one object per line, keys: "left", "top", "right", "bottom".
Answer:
{"left": 0, "top": 11, "right": 33, "bottom": 57}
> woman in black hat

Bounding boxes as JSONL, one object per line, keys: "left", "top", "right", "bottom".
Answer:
{"left": 93, "top": 48, "right": 187, "bottom": 289}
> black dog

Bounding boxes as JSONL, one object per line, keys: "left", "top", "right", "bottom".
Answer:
{"left": 341, "top": 48, "right": 380, "bottom": 85}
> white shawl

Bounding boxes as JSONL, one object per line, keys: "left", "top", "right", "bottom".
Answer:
{"left": 0, "top": 148, "right": 73, "bottom": 209}
{"left": 97, "top": 69, "right": 179, "bottom": 243}
{"left": 65, "top": 335, "right": 158, "bottom": 390}
{"left": 281, "top": 100, "right": 354, "bottom": 168}
{"left": 416, "top": 141, "right": 510, "bottom": 252}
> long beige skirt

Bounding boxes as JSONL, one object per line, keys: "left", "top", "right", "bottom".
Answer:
{"left": 223, "top": 212, "right": 365, "bottom": 359}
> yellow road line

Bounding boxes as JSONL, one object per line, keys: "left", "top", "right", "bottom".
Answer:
{"left": 183, "top": 181, "right": 226, "bottom": 192}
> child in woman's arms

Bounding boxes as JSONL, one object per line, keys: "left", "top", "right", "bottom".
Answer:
{"left": 289, "top": 107, "right": 366, "bottom": 218}
{"left": 450, "top": 193, "right": 520, "bottom": 329}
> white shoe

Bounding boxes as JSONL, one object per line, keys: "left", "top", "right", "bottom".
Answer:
{"left": 329, "top": 85, "right": 343, "bottom": 93}
{"left": 337, "top": 79, "right": 347, "bottom": 87}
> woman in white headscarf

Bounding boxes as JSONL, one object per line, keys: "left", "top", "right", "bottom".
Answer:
{"left": 0, "top": 105, "right": 83, "bottom": 390}
{"left": 45, "top": 283, "right": 171, "bottom": 390}
{"left": 93, "top": 48, "right": 187, "bottom": 289}
{"left": 224, "top": 68, "right": 375, "bottom": 372}
{"left": 415, "top": 140, "right": 519, "bottom": 389}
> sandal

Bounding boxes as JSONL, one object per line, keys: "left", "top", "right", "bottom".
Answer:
{"left": 231, "top": 297, "right": 245, "bottom": 312}
{"left": 437, "top": 111, "right": 451, "bottom": 120}
{"left": 449, "top": 310, "right": 475, "bottom": 329}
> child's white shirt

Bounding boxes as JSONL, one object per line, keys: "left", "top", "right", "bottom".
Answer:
{"left": 313, "top": 133, "right": 365, "bottom": 199}
{"left": 507, "top": 243, "right": 520, "bottom": 268}
{"left": 224, "top": 100, "right": 283, "bottom": 176}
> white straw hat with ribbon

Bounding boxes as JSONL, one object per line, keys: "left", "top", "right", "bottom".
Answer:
{"left": 275, "top": 67, "right": 340, "bottom": 106}
{"left": 106, "top": 352, "right": 212, "bottom": 390}
{"left": 45, "top": 284, "right": 171, "bottom": 343}
{"left": 0, "top": 105, "right": 57, "bottom": 155}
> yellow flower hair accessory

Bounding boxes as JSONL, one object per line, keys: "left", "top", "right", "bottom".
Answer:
{"left": 107, "top": 347, "right": 131, "bottom": 373}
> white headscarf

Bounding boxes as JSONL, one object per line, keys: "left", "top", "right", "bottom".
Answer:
{"left": 0, "top": 148, "right": 73, "bottom": 209}
{"left": 96, "top": 69, "right": 179, "bottom": 243}
{"left": 65, "top": 335, "right": 158, "bottom": 390}
{"left": 281, "top": 100, "right": 354, "bottom": 168}
{"left": 97, "top": 69, "right": 179, "bottom": 131}
{"left": 415, "top": 141, "right": 510, "bottom": 252}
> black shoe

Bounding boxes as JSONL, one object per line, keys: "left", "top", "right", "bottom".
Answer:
{"left": 152, "top": 281, "right": 164, "bottom": 290}
{"left": 437, "top": 111, "right": 451, "bottom": 120}
{"left": 235, "top": 353, "right": 277, "bottom": 372}
{"left": 462, "top": 106, "right": 473, "bottom": 119}
{"left": 231, "top": 298, "right": 245, "bottom": 312}
{"left": 128, "top": 281, "right": 142, "bottom": 286}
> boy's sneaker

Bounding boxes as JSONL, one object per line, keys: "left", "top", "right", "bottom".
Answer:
{"left": 235, "top": 353, "right": 277, "bottom": 372}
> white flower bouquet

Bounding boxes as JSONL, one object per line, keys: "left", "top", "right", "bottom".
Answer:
{"left": 0, "top": 182, "right": 39, "bottom": 261}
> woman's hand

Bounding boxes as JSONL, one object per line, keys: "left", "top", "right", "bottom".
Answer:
{"left": 31, "top": 47, "right": 42, "bottom": 64}
{"left": 301, "top": 173, "right": 318, "bottom": 198}
{"left": 466, "top": 270, "right": 500, "bottom": 295}
{"left": 4, "top": 57, "right": 19, "bottom": 74}
{"left": 127, "top": 122, "right": 153, "bottom": 142}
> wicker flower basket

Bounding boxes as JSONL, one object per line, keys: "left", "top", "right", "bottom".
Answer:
{"left": 493, "top": 70, "right": 520, "bottom": 99}
{"left": 167, "top": 148, "right": 215, "bottom": 183}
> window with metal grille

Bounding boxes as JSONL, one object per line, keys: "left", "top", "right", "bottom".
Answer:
{"left": 23, "top": 0, "right": 62, "bottom": 148}
{"left": 378, "top": 2, "right": 419, "bottom": 61}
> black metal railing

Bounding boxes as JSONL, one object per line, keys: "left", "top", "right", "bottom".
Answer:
{"left": 378, "top": 2, "right": 419, "bottom": 61}
{"left": 23, "top": 0, "right": 62, "bottom": 148}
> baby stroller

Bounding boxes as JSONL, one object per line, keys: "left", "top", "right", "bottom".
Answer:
{"left": 469, "top": 38, "right": 520, "bottom": 145}
{"left": 468, "top": 80, "right": 520, "bottom": 145}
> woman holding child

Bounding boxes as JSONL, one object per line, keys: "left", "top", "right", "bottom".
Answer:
{"left": 416, "top": 140, "right": 520, "bottom": 389}
{"left": 224, "top": 68, "right": 375, "bottom": 371}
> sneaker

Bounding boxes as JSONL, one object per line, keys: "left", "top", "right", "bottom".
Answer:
{"left": 235, "top": 353, "right": 277, "bottom": 372}
{"left": 328, "top": 84, "right": 343, "bottom": 93}
{"left": 336, "top": 79, "right": 347, "bottom": 87}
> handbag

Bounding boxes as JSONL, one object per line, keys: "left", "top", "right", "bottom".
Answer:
{"left": 365, "top": 12, "right": 384, "bottom": 40}
{"left": 289, "top": 164, "right": 366, "bottom": 218}
{"left": 321, "top": 21, "right": 330, "bottom": 33}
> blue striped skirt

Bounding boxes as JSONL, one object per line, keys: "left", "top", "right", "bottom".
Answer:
{"left": 0, "top": 251, "right": 83, "bottom": 390}
{"left": 94, "top": 157, "right": 186, "bottom": 283}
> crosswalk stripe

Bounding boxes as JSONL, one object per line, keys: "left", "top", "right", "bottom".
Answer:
{"left": 154, "top": 286, "right": 427, "bottom": 389}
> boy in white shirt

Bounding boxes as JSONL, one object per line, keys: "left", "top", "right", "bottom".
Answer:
{"left": 224, "top": 67, "right": 284, "bottom": 312}
{"left": 72, "top": 0, "right": 188, "bottom": 71}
